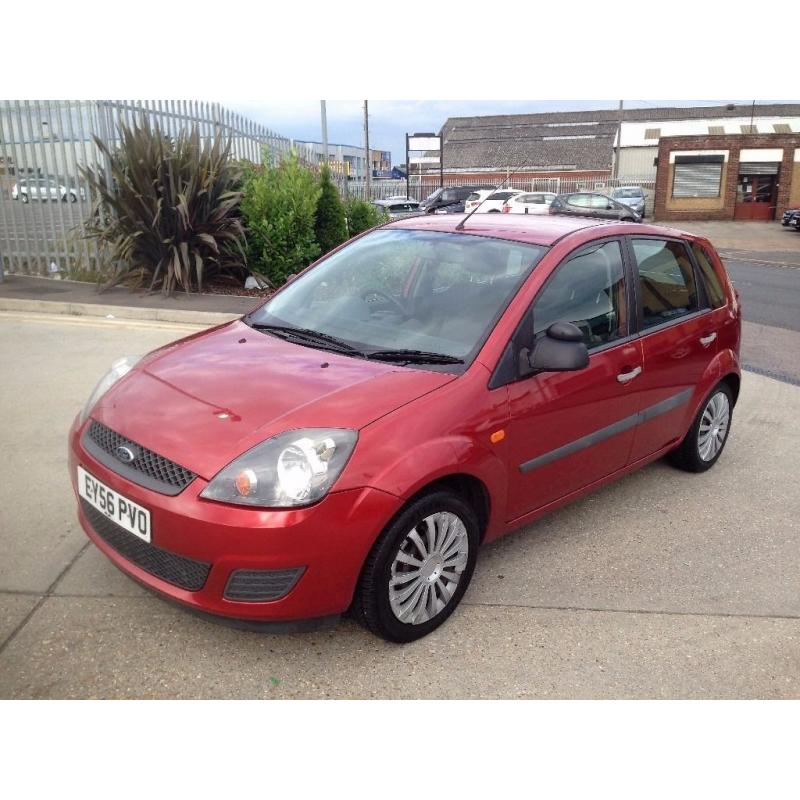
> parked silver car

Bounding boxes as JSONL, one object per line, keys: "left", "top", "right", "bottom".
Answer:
{"left": 12, "top": 177, "right": 85, "bottom": 203}
{"left": 372, "top": 198, "right": 422, "bottom": 219}
{"left": 611, "top": 186, "right": 647, "bottom": 218}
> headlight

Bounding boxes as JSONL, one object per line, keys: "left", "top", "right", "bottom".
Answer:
{"left": 80, "top": 355, "right": 140, "bottom": 423}
{"left": 200, "top": 428, "right": 358, "bottom": 508}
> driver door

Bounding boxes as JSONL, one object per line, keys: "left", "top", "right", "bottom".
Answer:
{"left": 503, "top": 238, "right": 644, "bottom": 521}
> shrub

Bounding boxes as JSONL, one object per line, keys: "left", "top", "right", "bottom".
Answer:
{"left": 241, "top": 152, "right": 321, "bottom": 285}
{"left": 80, "top": 117, "right": 247, "bottom": 295}
{"left": 344, "top": 198, "right": 388, "bottom": 237}
{"left": 314, "top": 167, "right": 348, "bottom": 255}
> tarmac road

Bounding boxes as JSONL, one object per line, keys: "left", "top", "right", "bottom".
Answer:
{"left": 0, "top": 311, "right": 798, "bottom": 698}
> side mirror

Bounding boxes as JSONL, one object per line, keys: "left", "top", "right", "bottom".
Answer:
{"left": 520, "top": 322, "right": 589, "bottom": 375}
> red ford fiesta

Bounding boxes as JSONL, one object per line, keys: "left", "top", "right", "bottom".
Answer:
{"left": 69, "top": 214, "right": 741, "bottom": 642}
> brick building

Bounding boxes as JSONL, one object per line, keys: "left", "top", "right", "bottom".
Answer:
{"left": 654, "top": 133, "right": 800, "bottom": 222}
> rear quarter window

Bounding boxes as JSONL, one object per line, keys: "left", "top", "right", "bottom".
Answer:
{"left": 692, "top": 243, "right": 727, "bottom": 308}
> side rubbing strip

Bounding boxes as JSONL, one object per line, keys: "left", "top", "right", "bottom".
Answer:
{"left": 519, "top": 388, "right": 693, "bottom": 474}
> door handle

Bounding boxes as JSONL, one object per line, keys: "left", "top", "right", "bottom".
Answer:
{"left": 617, "top": 366, "right": 642, "bottom": 384}
{"left": 699, "top": 332, "right": 717, "bottom": 346}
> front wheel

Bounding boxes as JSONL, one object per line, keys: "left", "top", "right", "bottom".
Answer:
{"left": 352, "top": 490, "right": 479, "bottom": 642}
{"left": 667, "top": 383, "right": 733, "bottom": 472}
{"left": 20, "top": 194, "right": 29, "bottom": 204}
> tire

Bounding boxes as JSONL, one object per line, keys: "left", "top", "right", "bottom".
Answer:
{"left": 621, "top": 216, "right": 634, "bottom": 223}
{"left": 68, "top": 193, "right": 77, "bottom": 203}
{"left": 352, "top": 489, "right": 480, "bottom": 643}
{"left": 488, "top": 208, "right": 501, "bottom": 213}
{"left": 666, "top": 383, "right": 733, "bottom": 473}
{"left": 20, "top": 194, "right": 29, "bottom": 204}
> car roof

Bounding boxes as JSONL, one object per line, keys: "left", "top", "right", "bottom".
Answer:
{"left": 384, "top": 212, "right": 691, "bottom": 247}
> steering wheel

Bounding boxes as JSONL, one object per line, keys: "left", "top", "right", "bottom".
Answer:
{"left": 361, "top": 288, "right": 408, "bottom": 318}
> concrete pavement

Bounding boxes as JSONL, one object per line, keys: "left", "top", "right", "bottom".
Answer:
{"left": 0, "top": 312, "right": 798, "bottom": 698}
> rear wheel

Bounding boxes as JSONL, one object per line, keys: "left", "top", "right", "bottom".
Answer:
{"left": 20, "top": 193, "right": 29, "bottom": 204}
{"left": 667, "top": 383, "right": 733, "bottom": 472}
{"left": 352, "top": 490, "right": 479, "bottom": 643}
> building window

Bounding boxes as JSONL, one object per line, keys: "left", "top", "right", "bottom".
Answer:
{"left": 773, "top": 123, "right": 792, "bottom": 133}
{"left": 740, "top": 125, "right": 758, "bottom": 134}
{"left": 672, "top": 154, "right": 724, "bottom": 198}
{"left": 644, "top": 128, "right": 661, "bottom": 140}
{"left": 708, "top": 126, "right": 725, "bottom": 135}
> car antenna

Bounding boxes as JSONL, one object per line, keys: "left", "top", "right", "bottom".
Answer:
{"left": 455, "top": 149, "right": 530, "bottom": 231}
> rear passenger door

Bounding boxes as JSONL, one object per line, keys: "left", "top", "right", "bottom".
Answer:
{"left": 626, "top": 237, "right": 719, "bottom": 462}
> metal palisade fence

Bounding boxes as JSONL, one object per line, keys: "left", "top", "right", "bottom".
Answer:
{"left": 349, "top": 174, "right": 657, "bottom": 202}
{"left": 0, "top": 99, "right": 320, "bottom": 279}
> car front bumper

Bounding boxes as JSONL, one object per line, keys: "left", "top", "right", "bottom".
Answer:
{"left": 68, "top": 416, "right": 402, "bottom": 625}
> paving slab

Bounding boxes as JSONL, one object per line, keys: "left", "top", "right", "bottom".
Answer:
{"left": 469, "top": 373, "right": 800, "bottom": 617}
{"left": 0, "top": 315, "right": 200, "bottom": 592}
{"left": 1, "top": 313, "right": 798, "bottom": 699}
{"left": 53, "top": 545, "right": 149, "bottom": 599}
{"left": 0, "top": 596, "right": 797, "bottom": 699}
{"left": 666, "top": 221, "right": 800, "bottom": 260}
{"left": 0, "top": 594, "right": 39, "bottom": 649}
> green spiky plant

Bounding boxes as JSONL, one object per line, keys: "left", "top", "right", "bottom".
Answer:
{"left": 80, "top": 117, "right": 248, "bottom": 295}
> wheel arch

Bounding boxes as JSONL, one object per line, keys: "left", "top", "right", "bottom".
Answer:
{"left": 402, "top": 473, "right": 492, "bottom": 543}
{"left": 719, "top": 372, "right": 741, "bottom": 407}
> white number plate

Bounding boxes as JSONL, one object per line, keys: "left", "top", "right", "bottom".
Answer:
{"left": 77, "top": 466, "right": 151, "bottom": 543}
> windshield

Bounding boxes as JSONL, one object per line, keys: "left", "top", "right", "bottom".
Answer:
{"left": 248, "top": 229, "right": 545, "bottom": 366}
{"left": 612, "top": 188, "right": 644, "bottom": 198}
{"left": 420, "top": 189, "right": 442, "bottom": 206}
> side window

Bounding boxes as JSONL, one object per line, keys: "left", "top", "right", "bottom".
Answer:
{"left": 569, "top": 194, "right": 591, "bottom": 208}
{"left": 691, "top": 244, "right": 726, "bottom": 309}
{"left": 589, "top": 195, "right": 610, "bottom": 209}
{"left": 532, "top": 240, "right": 627, "bottom": 349}
{"left": 632, "top": 239, "right": 699, "bottom": 328}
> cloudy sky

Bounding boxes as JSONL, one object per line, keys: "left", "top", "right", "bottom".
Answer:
{"left": 231, "top": 99, "right": 755, "bottom": 167}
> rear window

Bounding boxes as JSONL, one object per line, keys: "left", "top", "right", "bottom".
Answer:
{"left": 466, "top": 193, "right": 481, "bottom": 201}
{"left": 692, "top": 244, "right": 726, "bottom": 308}
{"left": 613, "top": 188, "right": 644, "bottom": 198}
{"left": 489, "top": 191, "right": 516, "bottom": 201}
{"left": 632, "top": 239, "right": 699, "bottom": 328}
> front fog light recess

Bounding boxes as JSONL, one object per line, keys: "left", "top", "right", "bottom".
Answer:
{"left": 201, "top": 429, "right": 357, "bottom": 508}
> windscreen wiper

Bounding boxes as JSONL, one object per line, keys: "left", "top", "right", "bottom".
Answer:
{"left": 366, "top": 349, "right": 464, "bottom": 365}
{"left": 248, "top": 323, "right": 364, "bottom": 356}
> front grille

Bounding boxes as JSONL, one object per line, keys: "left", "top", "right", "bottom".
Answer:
{"left": 81, "top": 499, "right": 210, "bottom": 591}
{"left": 224, "top": 568, "right": 305, "bottom": 602}
{"left": 84, "top": 420, "right": 196, "bottom": 496}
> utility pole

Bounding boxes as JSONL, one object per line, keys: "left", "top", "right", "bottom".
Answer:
{"left": 612, "top": 99, "right": 623, "bottom": 180}
{"left": 320, "top": 100, "right": 328, "bottom": 169}
{"left": 363, "top": 100, "right": 371, "bottom": 201}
